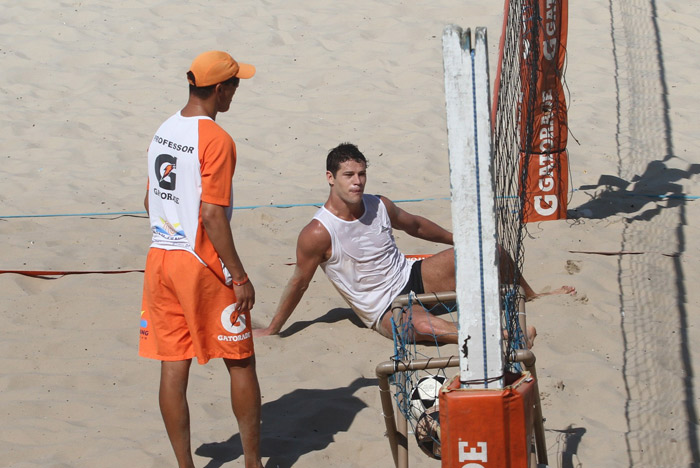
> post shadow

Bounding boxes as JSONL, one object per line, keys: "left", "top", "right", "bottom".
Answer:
{"left": 548, "top": 426, "right": 586, "bottom": 468}
{"left": 195, "top": 376, "right": 377, "bottom": 467}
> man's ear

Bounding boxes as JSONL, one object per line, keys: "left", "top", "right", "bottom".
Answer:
{"left": 326, "top": 170, "right": 334, "bottom": 186}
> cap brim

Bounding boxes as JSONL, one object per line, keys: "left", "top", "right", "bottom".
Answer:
{"left": 235, "top": 63, "right": 256, "bottom": 79}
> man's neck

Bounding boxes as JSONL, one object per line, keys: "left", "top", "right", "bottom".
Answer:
{"left": 325, "top": 194, "right": 365, "bottom": 221}
{"left": 181, "top": 97, "right": 217, "bottom": 120}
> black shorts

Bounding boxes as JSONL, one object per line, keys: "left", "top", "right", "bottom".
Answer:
{"left": 376, "top": 260, "right": 425, "bottom": 329}
{"left": 396, "top": 259, "right": 425, "bottom": 298}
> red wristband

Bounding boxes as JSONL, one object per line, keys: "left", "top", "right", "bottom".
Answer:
{"left": 231, "top": 274, "right": 249, "bottom": 286}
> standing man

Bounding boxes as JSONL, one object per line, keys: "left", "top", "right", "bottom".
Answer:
{"left": 139, "top": 51, "right": 263, "bottom": 468}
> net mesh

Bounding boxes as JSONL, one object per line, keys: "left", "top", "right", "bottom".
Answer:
{"left": 493, "top": 0, "right": 541, "bottom": 369}
{"left": 390, "top": 293, "right": 458, "bottom": 460}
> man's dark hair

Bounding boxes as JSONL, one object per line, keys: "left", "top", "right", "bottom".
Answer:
{"left": 187, "top": 72, "right": 240, "bottom": 99}
{"left": 326, "top": 142, "right": 369, "bottom": 176}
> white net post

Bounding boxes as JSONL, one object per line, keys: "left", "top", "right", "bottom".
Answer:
{"left": 442, "top": 26, "right": 503, "bottom": 389}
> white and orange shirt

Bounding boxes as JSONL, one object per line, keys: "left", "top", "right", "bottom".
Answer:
{"left": 146, "top": 111, "right": 236, "bottom": 284}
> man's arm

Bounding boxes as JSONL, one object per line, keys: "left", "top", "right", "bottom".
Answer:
{"left": 253, "top": 220, "right": 330, "bottom": 337}
{"left": 201, "top": 201, "right": 255, "bottom": 312}
{"left": 380, "top": 196, "right": 453, "bottom": 245}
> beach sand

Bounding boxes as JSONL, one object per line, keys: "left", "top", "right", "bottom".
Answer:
{"left": 1, "top": 0, "right": 699, "bottom": 466}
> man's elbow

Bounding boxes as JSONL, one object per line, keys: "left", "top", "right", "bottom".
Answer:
{"left": 292, "top": 277, "right": 311, "bottom": 294}
{"left": 287, "top": 269, "right": 314, "bottom": 296}
{"left": 200, "top": 203, "right": 223, "bottom": 227}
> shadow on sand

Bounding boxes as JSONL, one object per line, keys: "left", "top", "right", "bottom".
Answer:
{"left": 195, "top": 376, "right": 377, "bottom": 467}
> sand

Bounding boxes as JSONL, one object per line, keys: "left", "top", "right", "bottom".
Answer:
{"left": 1, "top": 0, "right": 699, "bottom": 466}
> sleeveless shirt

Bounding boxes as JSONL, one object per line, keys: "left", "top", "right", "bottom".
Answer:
{"left": 313, "top": 194, "right": 412, "bottom": 329}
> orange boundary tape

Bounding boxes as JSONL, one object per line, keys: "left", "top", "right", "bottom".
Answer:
{"left": 2, "top": 255, "right": 434, "bottom": 276}
{"left": 0, "top": 269, "right": 144, "bottom": 277}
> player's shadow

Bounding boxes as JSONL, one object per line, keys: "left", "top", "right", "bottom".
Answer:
{"left": 279, "top": 307, "right": 365, "bottom": 337}
{"left": 569, "top": 160, "right": 700, "bottom": 221}
{"left": 547, "top": 426, "right": 586, "bottom": 468}
{"left": 195, "top": 376, "right": 376, "bottom": 467}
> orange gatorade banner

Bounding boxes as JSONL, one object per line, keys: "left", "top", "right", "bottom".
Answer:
{"left": 520, "top": 0, "right": 569, "bottom": 222}
{"left": 520, "top": 149, "right": 569, "bottom": 221}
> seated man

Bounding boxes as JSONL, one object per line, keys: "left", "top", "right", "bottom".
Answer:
{"left": 254, "top": 143, "right": 574, "bottom": 344}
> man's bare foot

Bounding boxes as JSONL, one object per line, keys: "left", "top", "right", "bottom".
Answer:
{"left": 526, "top": 285, "right": 576, "bottom": 302}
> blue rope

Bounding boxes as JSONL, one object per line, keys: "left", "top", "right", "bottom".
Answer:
{"left": 469, "top": 48, "right": 490, "bottom": 388}
{"left": 0, "top": 198, "right": 452, "bottom": 220}
{"left": 2, "top": 192, "right": 694, "bottom": 220}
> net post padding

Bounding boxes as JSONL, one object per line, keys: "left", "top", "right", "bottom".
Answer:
{"left": 439, "top": 372, "right": 536, "bottom": 467}
{"left": 443, "top": 25, "right": 503, "bottom": 390}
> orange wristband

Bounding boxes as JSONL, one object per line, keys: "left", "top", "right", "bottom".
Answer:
{"left": 231, "top": 274, "right": 249, "bottom": 286}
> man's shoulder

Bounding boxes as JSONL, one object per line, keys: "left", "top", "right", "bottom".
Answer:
{"left": 300, "top": 217, "right": 330, "bottom": 241}
{"left": 297, "top": 218, "right": 331, "bottom": 260}
{"left": 198, "top": 119, "right": 234, "bottom": 143}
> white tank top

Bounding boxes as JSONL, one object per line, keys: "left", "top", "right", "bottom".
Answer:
{"left": 313, "top": 194, "right": 412, "bottom": 329}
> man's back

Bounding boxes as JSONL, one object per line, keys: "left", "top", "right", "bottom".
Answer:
{"left": 147, "top": 112, "right": 236, "bottom": 284}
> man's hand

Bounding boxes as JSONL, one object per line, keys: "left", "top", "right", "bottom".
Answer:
{"left": 233, "top": 280, "right": 255, "bottom": 312}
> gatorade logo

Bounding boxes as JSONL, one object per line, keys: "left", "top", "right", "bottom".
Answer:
{"left": 139, "top": 310, "right": 149, "bottom": 338}
{"left": 155, "top": 154, "right": 177, "bottom": 190}
{"left": 220, "top": 304, "right": 247, "bottom": 334}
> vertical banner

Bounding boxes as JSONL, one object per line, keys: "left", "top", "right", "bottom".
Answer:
{"left": 520, "top": 0, "right": 569, "bottom": 222}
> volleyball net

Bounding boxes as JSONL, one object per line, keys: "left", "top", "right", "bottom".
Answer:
{"left": 376, "top": 1, "right": 568, "bottom": 465}
{"left": 495, "top": 0, "right": 569, "bottom": 370}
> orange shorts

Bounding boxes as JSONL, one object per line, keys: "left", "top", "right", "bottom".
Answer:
{"left": 139, "top": 248, "right": 254, "bottom": 364}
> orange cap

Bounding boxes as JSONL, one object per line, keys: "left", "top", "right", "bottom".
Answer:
{"left": 187, "top": 51, "right": 255, "bottom": 87}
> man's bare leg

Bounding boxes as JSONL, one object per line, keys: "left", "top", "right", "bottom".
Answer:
{"left": 160, "top": 359, "right": 195, "bottom": 468}
{"left": 377, "top": 249, "right": 458, "bottom": 343}
{"left": 225, "top": 357, "right": 264, "bottom": 468}
{"left": 378, "top": 304, "right": 458, "bottom": 344}
{"left": 419, "top": 249, "right": 456, "bottom": 293}
{"left": 497, "top": 245, "right": 576, "bottom": 301}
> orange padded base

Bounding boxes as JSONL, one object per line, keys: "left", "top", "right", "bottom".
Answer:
{"left": 439, "top": 373, "right": 536, "bottom": 467}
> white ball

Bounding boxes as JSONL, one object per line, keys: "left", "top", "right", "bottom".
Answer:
{"left": 409, "top": 374, "right": 446, "bottom": 420}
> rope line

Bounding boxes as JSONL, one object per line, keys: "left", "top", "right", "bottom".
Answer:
{"left": 2, "top": 192, "right": 694, "bottom": 220}
{"left": 0, "top": 198, "right": 451, "bottom": 220}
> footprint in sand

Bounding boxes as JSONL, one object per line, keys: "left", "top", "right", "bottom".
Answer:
{"left": 565, "top": 260, "right": 581, "bottom": 275}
